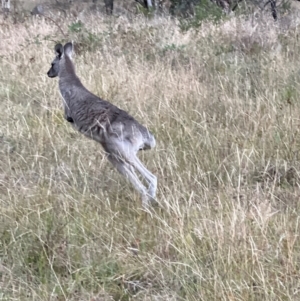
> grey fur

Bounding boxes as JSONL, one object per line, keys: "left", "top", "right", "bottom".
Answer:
{"left": 47, "top": 42, "right": 157, "bottom": 207}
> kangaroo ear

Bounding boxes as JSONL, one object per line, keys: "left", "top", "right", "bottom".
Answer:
{"left": 64, "top": 42, "right": 74, "bottom": 59}
{"left": 55, "top": 43, "right": 64, "bottom": 58}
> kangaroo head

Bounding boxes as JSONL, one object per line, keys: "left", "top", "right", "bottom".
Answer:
{"left": 47, "top": 42, "right": 74, "bottom": 78}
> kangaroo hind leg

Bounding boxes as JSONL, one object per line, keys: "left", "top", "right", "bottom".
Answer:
{"left": 129, "top": 155, "right": 157, "bottom": 199}
{"left": 107, "top": 154, "right": 151, "bottom": 207}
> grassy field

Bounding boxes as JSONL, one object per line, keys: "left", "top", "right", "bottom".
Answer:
{"left": 1, "top": 9, "right": 300, "bottom": 301}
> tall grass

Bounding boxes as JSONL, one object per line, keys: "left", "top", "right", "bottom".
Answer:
{"left": 1, "top": 11, "right": 300, "bottom": 300}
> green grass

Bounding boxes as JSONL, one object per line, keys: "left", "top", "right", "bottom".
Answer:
{"left": 1, "top": 10, "right": 300, "bottom": 301}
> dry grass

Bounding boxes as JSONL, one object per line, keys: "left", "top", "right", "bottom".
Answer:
{"left": 1, "top": 10, "right": 300, "bottom": 301}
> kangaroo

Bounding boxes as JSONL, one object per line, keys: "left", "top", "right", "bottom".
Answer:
{"left": 47, "top": 42, "right": 157, "bottom": 207}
